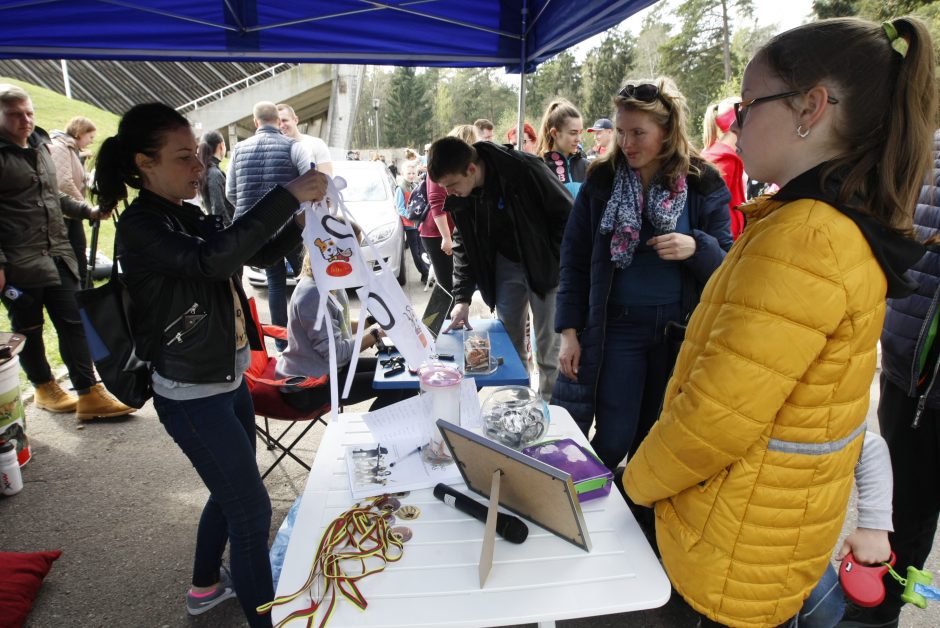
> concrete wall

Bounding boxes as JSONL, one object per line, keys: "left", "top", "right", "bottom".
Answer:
{"left": 186, "top": 64, "right": 332, "bottom": 140}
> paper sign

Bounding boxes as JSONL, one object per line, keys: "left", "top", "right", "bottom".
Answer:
{"left": 357, "top": 268, "right": 434, "bottom": 368}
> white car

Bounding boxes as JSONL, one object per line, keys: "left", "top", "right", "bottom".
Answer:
{"left": 332, "top": 160, "right": 406, "bottom": 284}
{"left": 245, "top": 160, "right": 406, "bottom": 287}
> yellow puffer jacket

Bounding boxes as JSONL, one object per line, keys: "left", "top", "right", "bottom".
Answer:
{"left": 625, "top": 193, "right": 890, "bottom": 627}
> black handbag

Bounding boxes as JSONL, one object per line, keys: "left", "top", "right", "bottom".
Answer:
{"left": 75, "top": 216, "right": 156, "bottom": 409}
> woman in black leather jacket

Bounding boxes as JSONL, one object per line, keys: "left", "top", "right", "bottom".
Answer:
{"left": 94, "top": 103, "right": 327, "bottom": 628}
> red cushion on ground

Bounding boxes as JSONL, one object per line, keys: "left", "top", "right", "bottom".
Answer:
{"left": 0, "top": 550, "right": 62, "bottom": 628}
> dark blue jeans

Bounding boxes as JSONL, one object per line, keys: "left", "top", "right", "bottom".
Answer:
{"left": 696, "top": 565, "right": 840, "bottom": 626}
{"left": 154, "top": 382, "right": 273, "bottom": 628}
{"left": 1, "top": 257, "right": 96, "bottom": 390}
{"left": 265, "top": 247, "right": 303, "bottom": 352}
{"left": 590, "top": 302, "right": 681, "bottom": 470}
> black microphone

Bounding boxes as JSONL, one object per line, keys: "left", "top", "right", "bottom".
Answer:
{"left": 433, "top": 483, "right": 529, "bottom": 544}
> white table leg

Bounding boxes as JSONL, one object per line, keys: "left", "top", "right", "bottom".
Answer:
{"left": 537, "top": 621, "right": 556, "bottom": 628}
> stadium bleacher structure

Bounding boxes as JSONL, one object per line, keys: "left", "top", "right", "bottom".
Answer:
{"left": 0, "top": 59, "right": 289, "bottom": 115}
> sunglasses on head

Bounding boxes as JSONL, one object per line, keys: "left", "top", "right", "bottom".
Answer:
{"left": 618, "top": 83, "right": 668, "bottom": 107}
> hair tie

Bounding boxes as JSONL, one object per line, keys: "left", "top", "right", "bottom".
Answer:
{"left": 883, "top": 21, "right": 909, "bottom": 58}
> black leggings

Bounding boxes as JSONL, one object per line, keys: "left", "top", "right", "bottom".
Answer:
{"left": 421, "top": 236, "right": 453, "bottom": 294}
{"left": 280, "top": 357, "right": 411, "bottom": 411}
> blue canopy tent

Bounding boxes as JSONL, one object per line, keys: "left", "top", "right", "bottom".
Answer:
{"left": 0, "top": 1, "right": 657, "bottom": 71}
{"left": 0, "top": 0, "right": 659, "bottom": 144}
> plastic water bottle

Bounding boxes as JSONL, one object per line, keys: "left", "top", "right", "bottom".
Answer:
{"left": 0, "top": 440, "right": 23, "bottom": 496}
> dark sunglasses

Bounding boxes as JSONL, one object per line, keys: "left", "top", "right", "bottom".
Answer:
{"left": 733, "top": 91, "right": 840, "bottom": 128}
{"left": 618, "top": 83, "right": 668, "bottom": 107}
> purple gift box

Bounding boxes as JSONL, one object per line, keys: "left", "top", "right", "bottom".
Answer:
{"left": 522, "top": 439, "right": 613, "bottom": 502}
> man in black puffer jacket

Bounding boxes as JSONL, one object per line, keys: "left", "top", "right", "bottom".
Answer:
{"left": 427, "top": 137, "right": 572, "bottom": 400}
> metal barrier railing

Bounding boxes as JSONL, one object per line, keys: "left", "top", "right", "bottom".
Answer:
{"left": 175, "top": 63, "right": 295, "bottom": 112}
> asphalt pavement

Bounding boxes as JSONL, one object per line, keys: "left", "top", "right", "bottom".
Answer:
{"left": 3, "top": 273, "right": 938, "bottom": 628}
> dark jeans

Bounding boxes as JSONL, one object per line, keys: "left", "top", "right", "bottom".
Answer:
{"left": 421, "top": 236, "right": 453, "bottom": 294}
{"left": 64, "top": 217, "right": 88, "bottom": 284}
{"left": 154, "top": 382, "right": 273, "bottom": 628}
{"left": 265, "top": 246, "right": 303, "bottom": 352}
{"left": 281, "top": 357, "right": 412, "bottom": 411}
{"left": 404, "top": 228, "right": 429, "bottom": 280}
{"left": 877, "top": 375, "right": 940, "bottom": 619}
{"left": 1, "top": 257, "right": 96, "bottom": 390}
{"left": 591, "top": 302, "right": 681, "bottom": 470}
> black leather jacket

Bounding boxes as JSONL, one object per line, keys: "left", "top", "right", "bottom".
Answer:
{"left": 117, "top": 186, "right": 302, "bottom": 384}
{"left": 445, "top": 141, "right": 572, "bottom": 307}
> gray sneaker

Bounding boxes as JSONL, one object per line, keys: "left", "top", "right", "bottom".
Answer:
{"left": 186, "top": 566, "right": 236, "bottom": 616}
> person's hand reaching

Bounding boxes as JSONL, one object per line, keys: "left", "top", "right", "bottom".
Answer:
{"left": 285, "top": 170, "right": 329, "bottom": 204}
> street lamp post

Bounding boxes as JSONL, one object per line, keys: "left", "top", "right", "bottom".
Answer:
{"left": 373, "top": 98, "right": 381, "bottom": 150}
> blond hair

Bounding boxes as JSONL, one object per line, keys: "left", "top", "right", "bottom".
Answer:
{"left": 448, "top": 124, "right": 479, "bottom": 144}
{"left": 589, "top": 77, "right": 700, "bottom": 193}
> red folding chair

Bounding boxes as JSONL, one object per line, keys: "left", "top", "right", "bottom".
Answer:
{"left": 245, "top": 298, "right": 329, "bottom": 479}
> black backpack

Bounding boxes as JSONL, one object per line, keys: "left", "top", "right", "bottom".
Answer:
{"left": 406, "top": 175, "right": 430, "bottom": 223}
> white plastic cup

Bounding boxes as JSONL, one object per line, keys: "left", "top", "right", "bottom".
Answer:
{"left": 418, "top": 362, "right": 462, "bottom": 465}
{"left": 0, "top": 440, "right": 23, "bottom": 496}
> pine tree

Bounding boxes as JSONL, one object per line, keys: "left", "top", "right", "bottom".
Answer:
{"left": 383, "top": 66, "right": 432, "bottom": 148}
{"left": 579, "top": 29, "right": 635, "bottom": 127}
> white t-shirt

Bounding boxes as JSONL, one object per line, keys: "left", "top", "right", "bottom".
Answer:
{"left": 298, "top": 134, "right": 332, "bottom": 169}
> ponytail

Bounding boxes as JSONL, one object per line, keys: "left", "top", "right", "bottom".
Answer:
{"left": 702, "top": 104, "right": 719, "bottom": 149}
{"left": 877, "top": 17, "right": 936, "bottom": 231}
{"left": 93, "top": 136, "right": 131, "bottom": 213}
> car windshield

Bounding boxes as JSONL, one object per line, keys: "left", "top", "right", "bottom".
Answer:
{"left": 339, "top": 170, "right": 388, "bottom": 202}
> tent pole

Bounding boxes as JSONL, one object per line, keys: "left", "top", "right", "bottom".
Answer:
{"left": 516, "top": 0, "right": 528, "bottom": 151}
{"left": 61, "top": 59, "right": 71, "bottom": 99}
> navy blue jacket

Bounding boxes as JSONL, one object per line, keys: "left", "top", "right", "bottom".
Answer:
{"left": 881, "top": 132, "right": 940, "bottom": 410}
{"left": 227, "top": 125, "right": 305, "bottom": 219}
{"left": 551, "top": 159, "right": 733, "bottom": 425}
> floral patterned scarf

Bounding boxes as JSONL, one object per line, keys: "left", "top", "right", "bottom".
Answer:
{"left": 599, "top": 160, "right": 688, "bottom": 269}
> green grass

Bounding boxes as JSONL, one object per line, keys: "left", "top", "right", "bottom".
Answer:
{"left": 0, "top": 77, "right": 121, "bottom": 391}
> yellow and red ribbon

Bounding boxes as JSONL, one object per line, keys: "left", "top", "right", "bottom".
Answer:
{"left": 258, "top": 496, "right": 405, "bottom": 628}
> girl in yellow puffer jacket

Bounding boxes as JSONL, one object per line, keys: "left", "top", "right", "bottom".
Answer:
{"left": 625, "top": 17, "right": 937, "bottom": 628}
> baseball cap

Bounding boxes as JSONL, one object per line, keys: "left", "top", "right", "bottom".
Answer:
{"left": 587, "top": 118, "right": 613, "bottom": 133}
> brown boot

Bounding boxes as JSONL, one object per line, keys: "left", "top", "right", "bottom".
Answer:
{"left": 34, "top": 380, "right": 79, "bottom": 413}
{"left": 75, "top": 384, "right": 137, "bottom": 421}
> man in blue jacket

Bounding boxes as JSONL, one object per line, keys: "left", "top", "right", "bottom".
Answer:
{"left": 226, "top": 101, "right": 310, "bottom": 351}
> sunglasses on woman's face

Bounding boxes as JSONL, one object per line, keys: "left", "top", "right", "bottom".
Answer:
{"left": 618, "top": 83, "right": 667, "bottom": 107}
{"left": 733, "top": 91, "right": 840, "bottom": 129}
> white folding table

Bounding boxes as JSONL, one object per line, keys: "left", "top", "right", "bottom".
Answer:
{"left": 273, "top": 406, "right": 670, "bottom": 627}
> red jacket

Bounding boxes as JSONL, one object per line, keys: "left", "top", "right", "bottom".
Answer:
{"left": 702, "top": 141, "right": 746, "bottom": 239}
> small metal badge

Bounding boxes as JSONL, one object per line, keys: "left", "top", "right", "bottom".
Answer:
{"left": 397, "top": 505, "right": 421, "bottom": 520}
{"left": 390, "top": 526, "right": 413, "bottom": 543}
{"left": 376, "top": 496, "right": 401, "bottom": 512}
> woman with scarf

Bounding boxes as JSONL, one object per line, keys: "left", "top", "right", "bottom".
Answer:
{"left": 552, "top": 77, "right": 732, "bottom": 471}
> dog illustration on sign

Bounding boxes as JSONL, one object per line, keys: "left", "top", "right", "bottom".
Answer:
{"left": 314, "top": 237, "right": 354, "bottom": 277}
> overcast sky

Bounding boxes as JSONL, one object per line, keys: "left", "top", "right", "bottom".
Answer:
{"left": 570, "top": 0, "right": 815, "bottom": 59}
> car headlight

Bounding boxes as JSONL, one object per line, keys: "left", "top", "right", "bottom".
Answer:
{"left": 368, "top": 222, "right": 397, "bottom": 244}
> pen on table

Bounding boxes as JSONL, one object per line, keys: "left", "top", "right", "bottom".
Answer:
{"left": 389, "top": 445, "right": 423, "bottom": 467}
